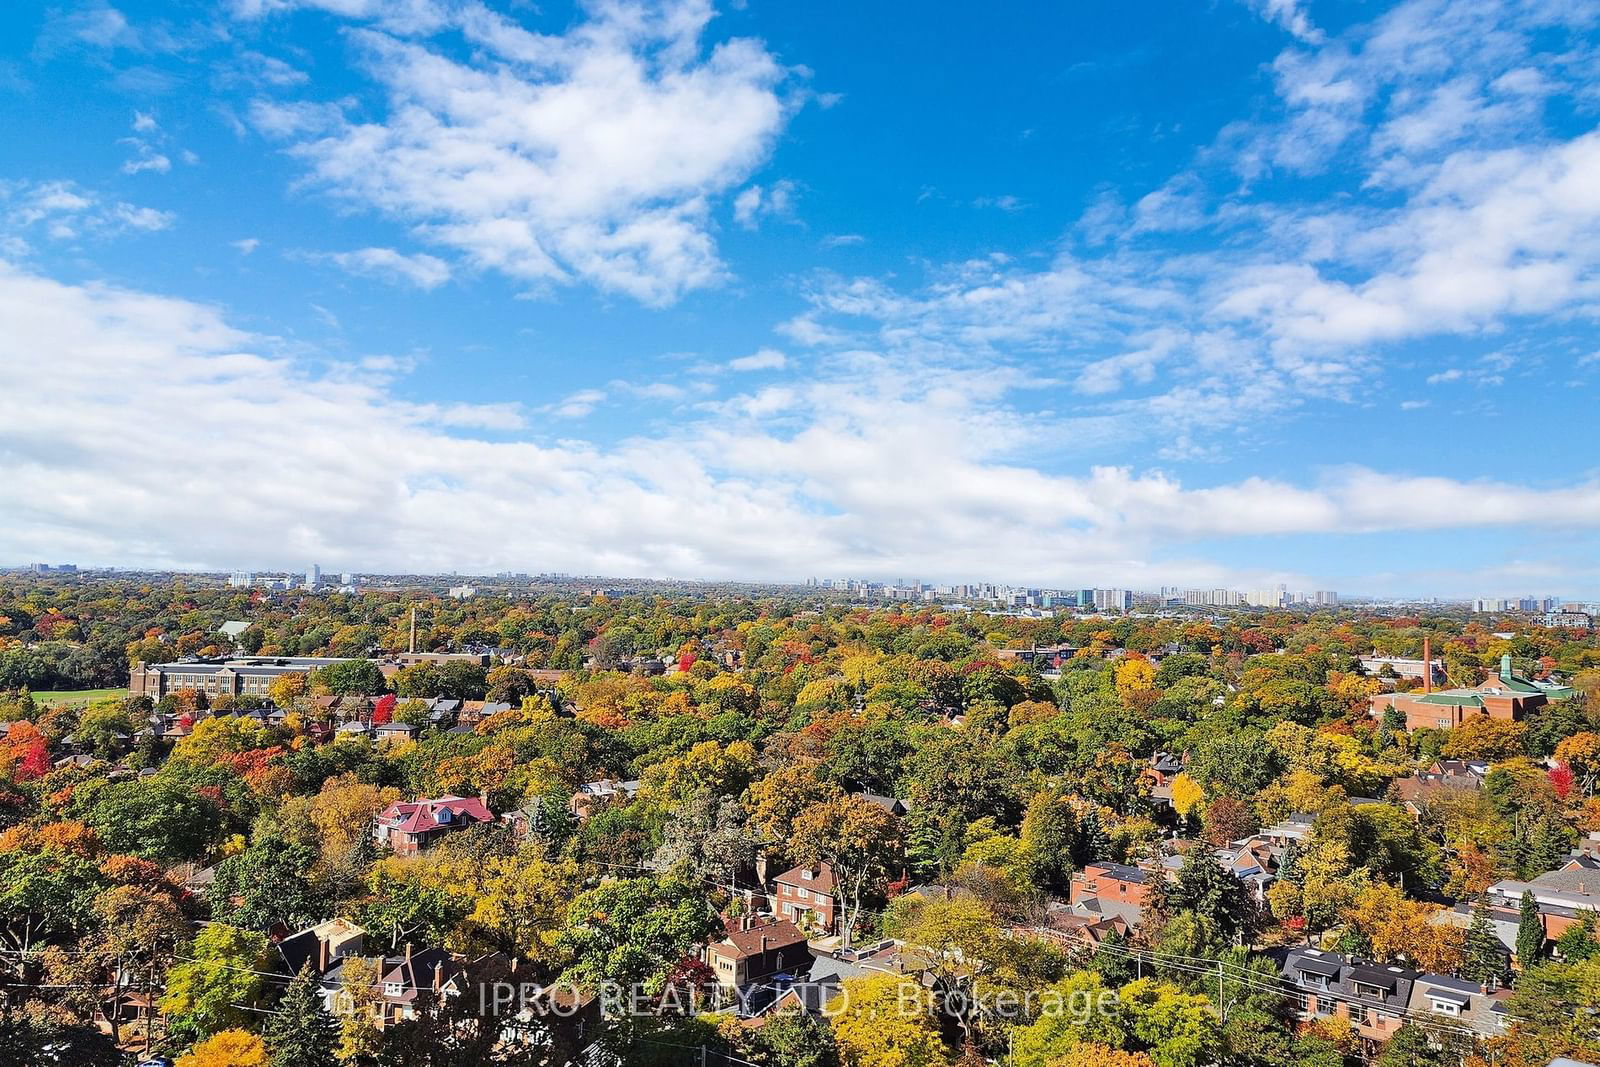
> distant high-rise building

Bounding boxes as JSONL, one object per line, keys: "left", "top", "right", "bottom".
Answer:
{"left": 229, "top": 571, "right": 255, "bottom": 588}
{"left": 305, "top": 564, "right": 322, "bottom": 590}
{"left": 1314, "top": 591, "right": 1339, "bottom": 606}
{"left": 1091, "top": 588, "right": 1132, "bottom": 613}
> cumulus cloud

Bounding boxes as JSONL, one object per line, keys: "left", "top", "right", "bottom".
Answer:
{"left": 5, "top": 260, "right": 1600, "bottom": 582}
{"left": 249, "top": 0, "right": 795, "bottom": 305}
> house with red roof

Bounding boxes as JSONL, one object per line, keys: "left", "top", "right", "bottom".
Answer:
{"left": 372, "top": 795, "right": 493, "bottom": 856}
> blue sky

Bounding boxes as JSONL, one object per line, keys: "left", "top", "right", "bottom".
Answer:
{"left": 1, "top": 0, "right": 1598, "bottom": 595}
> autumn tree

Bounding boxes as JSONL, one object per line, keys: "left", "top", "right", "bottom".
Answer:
{"left": 790, "top": 794, "right": 901, "bottom": 945}
{"left": 178, "top": 1029, "right": 268, "bottom": 1067}
{"left": 829, "top": 974, "right": 946, "bottom": 1067}
{"left": 160, "top": 923, "right": 271, "bottom": 1041}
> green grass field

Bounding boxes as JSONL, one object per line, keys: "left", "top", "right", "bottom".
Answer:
{"left": 30, "top": 687, "right": 129, "bottom": 706}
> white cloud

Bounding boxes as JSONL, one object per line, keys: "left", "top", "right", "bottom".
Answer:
{"left": 727, "top": 347, "right": 787, "bottom": 371}
{"left": 232, "top": 237, "right": 261, "bottom": 255}
{"left": 545, "top": 388, "right": 607, "bottom": 419}
{"left": 132, "top": 110, "right": 158, "bottom": 133}
{"left": 0, "top": 180, "right": 173, "bottom": 245}
{"left": 322, "top": 246, "right": 451, "bottom": 288}
{"left": 8, "top": 260, "right": 1600, "bottom": 583}
{"left": 120, "top": 148, "right": 172, "bottom": 175}
{"left": 1245, "top": 0, "right": 1324, "bottom": 43}
{"left": 250, "top": 0, "right": 795, "bottom": 305}
{"left": 974, "top": 194, "right": 1028, "bottom": 212}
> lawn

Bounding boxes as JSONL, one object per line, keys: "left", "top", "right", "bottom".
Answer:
{"left": 29, "top": 687, "right": 129, "bottom": 706}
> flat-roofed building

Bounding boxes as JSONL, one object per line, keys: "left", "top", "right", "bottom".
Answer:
{"left": 130, "top": 656, "right": 353, "bottom": 700}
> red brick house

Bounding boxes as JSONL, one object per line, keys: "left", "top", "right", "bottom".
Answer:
{"left": 771, "top": 864, "right": 837, "bottom": 935}
{"left": 372, "top": 795, "right": 493, "bottom": 856}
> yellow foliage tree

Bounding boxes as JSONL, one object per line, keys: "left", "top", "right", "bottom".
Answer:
{"left": 1047, "top": 1046, "right": 1154, "bottom": 1067}
{"left": 1441, "top": 716, "right": 1526, "bottom": 761}
{"left": 1342, "top": 883, "right": 1465, "bottom": 973}
{"left": 1114, "top": 657, "right": 1156, "bottom": 701}
{"left": 830, "top": 973, "right": 946, "bottom": 1067}
{"left": 1169, "top": 773, "right": 1205, "bottom": 818}
{"left": 176, "top": 1029, "right": 266, "bottom": 1067}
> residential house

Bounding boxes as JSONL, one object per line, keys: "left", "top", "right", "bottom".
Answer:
{"left": 1144, "top": 752, "right": 1184, "bottom": 807}
{"left": 276, "top": 918, "right": 470, "bottom": 1030}
{"left": 1405, "top": 973, "right": 1511, "bottom": 1038}
{"left": 772, "top": 864, "right": 838, "bottom": 935}
{"left": 1280, "top": 948, "right": 1417, "bottom": 1043}
{"left": 704, "top": 915, "right": 809, "bottom": 989}
{"left": 374, "top": 721, "right": 419, "bottom": 747}
{"left": 1066, "top": 862, "right": 1150, "bottom": 928}
{"left": 568, "top": 778, "right": 641, "bottom": 821}
{"left": 855, "top": 792, "right": 910, "bottom": 817}
{"left": 372, "top": 795, "right": 494, "bottom": 856}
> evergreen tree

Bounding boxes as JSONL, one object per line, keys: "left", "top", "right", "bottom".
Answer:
{"left": 1531, "top": 816, "right": 1574, "bottom": 876}
{"left": 1073, "top": 808, "right": 1111, "bottom": 868}
{"left": 1170, "top": 848, "right": 1254, "bottom": 940}
{"left": 1517, "top": 889, "right": 1544, "bottom": 970}
{"left": 1276, "top": 838, "right": 1302, "bottom": 885}
{"left": 264, "top": 965, "right": 340, "bottom": 1067}
{"left": 1091, "top": 927, "right": 1134, "bottom": 986}
{"left": 901, "top": 807, "right": 944, "bottom": 884}
{"left": 1461, "top": 900, "right": 1507, "bottom": 986}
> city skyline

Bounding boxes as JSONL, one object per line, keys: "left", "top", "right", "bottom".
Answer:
{"left": 3, "top": 0, "right": 1600, "bottom": 594}
{"left": 12, "top": 559, "right": 1600, "bottom": 609}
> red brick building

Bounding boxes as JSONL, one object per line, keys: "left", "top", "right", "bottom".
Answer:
{"left": 771, "top": 864, "right": 837, "bottom": 934}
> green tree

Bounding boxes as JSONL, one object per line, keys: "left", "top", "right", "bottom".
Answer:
{"left": 1556, "top": 910, "right": 1600, "bottom": 962}
{"left": 310, "top": 659, "right": 387, "bottom": 696}
{"left": 1461, "top": 899, "right": 1507, "bottom": 984}
{"left": 160, "top": 923, "right": 271, "bottom": 1040}
{"left": 753, "top": 1009, "right": 840, "bottom": 1067}
{"left": 1019, "top": 790, "right": 1076, "bottom": 893}
{"left": 1168, "top": 849, "right": 1254, "bottom": 941}
{"left": 1518, "top": 889, "right": 1545, "bottom": 970}
{"left": 264, "top": 966, "right": 340, "bottom": 1067}
{"left": 208, "top": 832, "right": 326, "bottom": 932}
{"left": 559, "top": 876, "right": 720, "bottom": 991}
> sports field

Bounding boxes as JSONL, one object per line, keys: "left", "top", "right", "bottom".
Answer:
{"left": 29, "top": 688, "right": 129, "bottom": 705}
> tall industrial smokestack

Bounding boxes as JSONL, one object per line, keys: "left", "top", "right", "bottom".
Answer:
{"left": 1423, "top": 637, "right": 1432, "bottom": 694}
{"left": 410, "top": 606, "right": 416, "bottom": 655}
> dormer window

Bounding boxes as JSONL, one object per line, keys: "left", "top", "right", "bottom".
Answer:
{"left": 385, "top": 982, "right": 404, "bottom": 997}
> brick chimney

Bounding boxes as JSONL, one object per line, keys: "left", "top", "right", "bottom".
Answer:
{"left": 404, "top": 942, "right": 413, "bottom": 964}
{"left": 433, "top": 961, "right": 443, "bottom": 992}
{"left": 1423, "top": 637, "right": 1432, "bottom": 694}
{"left": 319, "top": 936, "right": 329, "bottom": 972}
